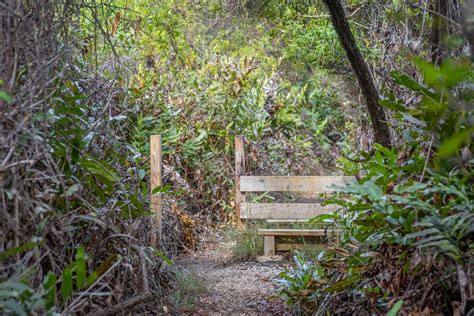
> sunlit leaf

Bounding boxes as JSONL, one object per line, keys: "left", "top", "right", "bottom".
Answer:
{"left": 379, "top": 100, "right": 406, "bottom": 112}
{"left": 152, "top": 184, "right": 172, "bottom": 194}
{"left": 0, "top": 91, "right": 12, "bottom": 103}
{"left": 440, "top": 59, "right": 470, "bottom": 88}
{"left": 414, "top": 57, "right": 442, "bottom": 87}
{"left": 437, "top": 128, "right": 474, "bottom": 158}
{"left": 387, "top": 300, "right": 403, "bottom": 316}
{"left": 391, "top": 71, "right": 434, "bottom": 97}
{"left": 154, "top": 249, "right": 173, "bottom": 266}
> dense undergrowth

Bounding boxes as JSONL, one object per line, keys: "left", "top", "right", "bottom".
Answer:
{"left": 278, "top": 57, "right": 474, "bottom": 314}
{"left": 1, "top": 0, "right": 473, "bottom": 314}
{"left": 0, "top": 0, "right": 354, "bottom": 314}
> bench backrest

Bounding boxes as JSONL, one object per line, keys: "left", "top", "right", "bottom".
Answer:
{"left": 234, "top": 136, "right": 355, "bottom": 223}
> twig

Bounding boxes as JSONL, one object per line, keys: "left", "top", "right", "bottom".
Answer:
{"left": 420, "top": 133, "right": 434, "bottom": 183}
{"left": 0, "top": 160, "right": 36, "bottom": 171}
{"left": 64, "top": 256, "right": 123, "bottom": 313}
{"left": 405, "top": 1, "right": 461, "bottom": 27}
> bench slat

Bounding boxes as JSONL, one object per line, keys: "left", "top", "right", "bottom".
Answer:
{"left": 240, "top": 203, "right": 338, "bottom": 219}
{"left": 276, "top": 243, "right": 326, "bottom": 251}
{"left": 239, "top": 176, "right": 354, "bottom": 192}
{"left": 266, "top": 219, "right": 309, "bottom": 223}
{"left": 258, "top": 229, "right": 340, "bottom": 236}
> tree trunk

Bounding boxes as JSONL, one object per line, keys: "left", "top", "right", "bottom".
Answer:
{"left": 322, "top": 0, "right": 391, "bottom": 148}
{"left": 430, "top": 0, "right": 449, "bottom": 65}
{"left": 461, "top": 0, "right": 474, "bottom": 59}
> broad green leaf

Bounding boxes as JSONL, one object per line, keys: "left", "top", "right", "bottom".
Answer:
{"left": 379, "top": 100, "right": 406, "bottom": 112}
{"left": 406, "top": 227, "right": 438, "bottom": 239}
{"left": 79, "top": 159, "right": 118, "bottom": 189}
{"left": 323, "top": 275, "right": 360, "bottom": 293}
{"left": 85, "top": 272, "right": 98, "bottom": 288}
{"left": 393, "top": 182, "right": 427, "bottom": 193}
{"left": 0, "top": 290, "right": 18, "bottom": 298}
{"left": 401, "top": 112, "right": 427, "bottom": 127}
{"left": 0, "top": 282, "right": 30, "bottom": 293}
{"left": 437, "top": 128, "right": 474, "bottom": 158}
{"left": 75, "top": 247, "right": 86, "bottom": 289}
{"left": 154, "top": 249, "right": 173, "bottom": 266}
{"left": 0, "top": 242, "right": 39, "bottom": 261}
{"left": 414, "top": 235, "right": 446, "bottom": 245}
{"left": 391, "top": 71, "right": 434, "bottom": 97}
{"left": 0, "top": 300, "right": 27, "bottom": 316}
{"left": 309, "top": 213, "right": 338, "bottom": 224}
{"left": 440, "top": 59, "right": 470, "bottom": 88}
{"left": 43, "top": 272, "right": 57, "bottom": 310}
{"left": 65, "top": 184, "right": 80, "bottom": 197}
{"left": 60, "top": 267, "right": 73, "bottom": 303}
{"left": 387, "top": 300, "right": 403, "bottom": 316}
{"left": 0, "top": 91, "right": 12, "bottom": 103}
{"left": 152, "top": 184, "right": 172, "bottom": 194}
{"left": 414, "top": 58, "right": 442, "bottom": 87}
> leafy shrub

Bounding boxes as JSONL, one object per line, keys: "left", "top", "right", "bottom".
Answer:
{"left": 278, "top": 57, "right": 474, "bottom": 314}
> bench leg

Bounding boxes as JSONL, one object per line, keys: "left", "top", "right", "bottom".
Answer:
{"left": 264, "top": 236, "right": 275, "bottom": 256}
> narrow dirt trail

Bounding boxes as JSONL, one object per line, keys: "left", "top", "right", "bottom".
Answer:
{"left": 177, "top": 234, "right": 293, "bottom": 315}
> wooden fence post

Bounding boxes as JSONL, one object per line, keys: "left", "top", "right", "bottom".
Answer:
{"left": 150, "top": 135, "right": 162, "bottom": 246}
{"left": 235, "top": 136, "right": 245, "bottom": 228}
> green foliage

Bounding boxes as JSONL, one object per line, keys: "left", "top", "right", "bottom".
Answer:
{"left": 276, "top": 252, "right": 325, "bottom": 310}
{"left": 171, "top": 268, "right": 206, "bottom": 308}
{"left": 0, "top": 242, "right": 42, "bottom": 262}
{"left": 0, "top": 247, "right": 98, "bottom": 315}
{"left": 387, "top": 300, "right": 404, "bottom": 316}
{"left": 2, "top": 0, "right": 403, "bottom": 313}
{"left": 60, "top": 247, "right": 98, "bottom": 304}
{"left": 258, "top": 2, "right": 380, "bottom": 69}
{"left": 381, "top": 57, "right": 473, "bottom": 169}
{"left": 230, "top": 224, "right": 264, "bottom": 260}
{"left": 281, "top": 11, "right": 343, "bottom": 67}
{"left": 77, "top": 0, "right": 350, "bottom": 222}
{"left": 278, "top": 57, "right": 473, "bottom": 314}
{"left": 0, "top": 91, "right": 12, "bottom": 103}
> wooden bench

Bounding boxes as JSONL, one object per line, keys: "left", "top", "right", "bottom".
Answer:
{"left": 234, "top": 136, "right": 355, "bottom": 256}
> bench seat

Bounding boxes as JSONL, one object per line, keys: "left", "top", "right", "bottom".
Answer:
{"left": 234, "top": 135, "right": 354, "bottom": 257}
{"left": 258, "top": 229, "right": 339, "bottom": 236}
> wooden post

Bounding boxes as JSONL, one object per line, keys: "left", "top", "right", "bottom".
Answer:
{"left": 150, "top": 135, "right": 162, "bottom": 246}
{"left": 264, "top": 236, "right": 275, "bottom": 256}
{"left": 235, "top": 136, "right": 246, "bottom": 228}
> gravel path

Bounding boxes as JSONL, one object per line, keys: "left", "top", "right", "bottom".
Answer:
{"left": 177, "top": 236, "right": 293, "bottom": 315}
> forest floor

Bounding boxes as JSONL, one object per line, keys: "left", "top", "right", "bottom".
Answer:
{"left": 176, "top": 233, "right": 294, "bottom": 315}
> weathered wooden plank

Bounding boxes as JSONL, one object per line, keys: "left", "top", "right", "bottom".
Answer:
{"left": 275, "top": 243, "right": 328, "bottom": 251}
{"left": 240, "top": 203, "right": 339, "bottom": 219}
{"left": 150, "top": 135, "right": 162, "bottom": 246}
{"left": 235, "top": 136, "right": 246, "bottom": 228}
{"left": 275, "top": 243, "right": 305, "bottom": 251}
{"left": 258, "top": 229, "right": 340, "bottom": 237}
{"left": 264, "top": 236, "right": 275, "bottom": 256}
{"left": 240, "top": 176, "right": 355, "bottom": 192}
{"left": 266, "top": 219, "right": 309, "bottom": 223}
